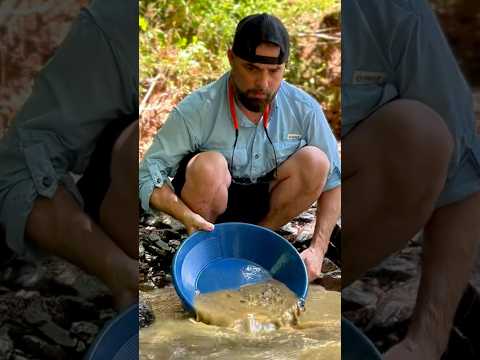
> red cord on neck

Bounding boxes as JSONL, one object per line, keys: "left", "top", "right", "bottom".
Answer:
{"left": 228, "top": 82, "right": 270, "bottom": 130}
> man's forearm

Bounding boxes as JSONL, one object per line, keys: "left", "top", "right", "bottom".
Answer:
{"left": 149, "top": 184, "right": 194, "bottom": 224}
{"left": 312, "top": 186, "right": 341, "bottom": 254}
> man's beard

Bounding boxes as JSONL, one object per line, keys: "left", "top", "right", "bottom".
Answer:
{"left": 234, "top": 84, "right": 275, "bottom": 113}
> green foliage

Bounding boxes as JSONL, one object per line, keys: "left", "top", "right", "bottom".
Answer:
{"left": 140, "top": 0, "right": 340, "bottom": 130}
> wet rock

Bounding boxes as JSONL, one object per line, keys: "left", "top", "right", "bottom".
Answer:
{"left": 70, "top": 321, "right": 99, "bottom": 344}
{"left": 38, "top": 321, "right": 77, "bottom": 348}
{"left": 149, "top": 235, "right": 171, "bottom": 251}
{"left": 19, "top": 335, "right": 67, "bottom": 359}
{"left": 15, "top": 290, "right": 40, "bottom": 300}
{"left": 69, "top": 277, "right": 110, "bottom": 305}
{"left": 151, "top": 272, "right": 170, "bottom": 288}
{"left": 278, "top": 223, "right": 297, "bottom": 236}
{"left": 342, "top": 281, "right": 378, "bottom": 311}
{"left": 160, "top": 229, "right": 182, "bottom": 241}
{"left": 292, "top": 242, "right": 309, "bottom": 253}
{"left": 139, "top": 297, "right": 155, "bottom": 328}
{"left": 168, "top": 239, "right": 181, "bottom": 248}
{"left": 341, "top": 240, "right": 428, "bottom": 354}
{"left": 139, "top": 279, "right": 157, "bottom": 292}
{"left": 296, "top": 212, "right": 315, "bottom": 223}
{"left": 144, "top": 214, "right": 172, "bottom": 229}
{"left": 24, "top": 298, "right": 50, "bottom": 325}
{"left": 296, "top": 229, "right": 313, "bottom": 243}
{"left": 99, "top": 308, "right": 117, "bottom": 323}
{"left": 11, "top": 352, "right": 29, "bottom": 360}
{"left": 409, "top": 232, "right": 423, "bottom": 247}
{"left": 139, "top": 261, "right": 150, "bottom": 276}
{"left": 367, "top": 278, "right": 419, "bottom": 331}
{"left": 75, "top": 340, "right": 87, "bottom": 353}
{"left": 275, "top": 223, "right": 298, "bottom": 242}
{"left": 0, "top": 254, "right": 115, "bottom": 359}
{"left": 366, "top": 254, "right": 419, "bottom": 286}
{"left": 156, "top": 213, "right": 186, "bottom": 233}
{"left": 2, "top": 260, "right": 45, "bottom": 289}
{"left": 53, "top": 295, "right": 97, "bottom": 324}
{"left": 343, "top": 307, "right": 377, "bottom": 330}
{"left": 322, "top": 258, "right": 339, "bottom": 273}
{"left": 0, "top": 335, "right": 13, "bottom": 359}
{"left": 317, "top": 269, "right": 341, "bottom": 292}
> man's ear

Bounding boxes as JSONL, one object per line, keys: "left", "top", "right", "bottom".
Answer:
{"left": 227, "top": 49, "right": 234, "bottom": 67}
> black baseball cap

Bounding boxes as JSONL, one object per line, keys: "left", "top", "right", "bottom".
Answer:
{"left": 232, "top": 13, "right": 289, "bottom": 65}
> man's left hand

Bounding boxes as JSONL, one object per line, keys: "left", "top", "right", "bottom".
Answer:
{"left": 300, "top": 246, "right": 324, "bottom": 282}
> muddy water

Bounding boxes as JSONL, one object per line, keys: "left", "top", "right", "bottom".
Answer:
{"left": 140, "top": 284, "right": 340, "bottom": 360}
{"left": 195, "top": 280, "right": 301, "bottom": 333}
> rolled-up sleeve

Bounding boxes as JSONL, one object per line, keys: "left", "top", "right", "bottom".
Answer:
{"left": 139, "top": 108, "right": 199, "bottom": 212}
{"left": 305, "top": 103, "right": 341, "bottom": 191}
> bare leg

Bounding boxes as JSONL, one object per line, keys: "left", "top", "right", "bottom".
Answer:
{"left": 26, "top": 186, "right": 137, "bottom": 310}
{"left": 180, "top": 151, "right": 231, "bottom": 222}
{"left": 258, "top": 146, "right": 329, "bottom": 230}
{"left": 385, "top": 192, "right": 480, "bottom": 359}
{"left": 26, "top": 121, "right": 139, "bottom": 310}
{"left": 342, "top": 99, "right": 453, "bottom": 286}
{"left": 99, "top": 120, "right": 139, "bottom": 259}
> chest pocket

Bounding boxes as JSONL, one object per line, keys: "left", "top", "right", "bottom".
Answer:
{"left": 275, "top": 139, "right": 306, "bottom": 164}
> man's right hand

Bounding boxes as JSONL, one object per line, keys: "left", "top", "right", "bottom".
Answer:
{"left": 182, "top": 212, "right": 215, "bottom": 235}
{"left": 149, "top": 185, "right": 215, "bottom": 235}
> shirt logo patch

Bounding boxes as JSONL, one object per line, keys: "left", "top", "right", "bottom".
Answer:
{"left": 287, "top": 133, "right": 301, "bottom": 140}
{"left": 353, "top": 71, "right": 386, "bottom": 85}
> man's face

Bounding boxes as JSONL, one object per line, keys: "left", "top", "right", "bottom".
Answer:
{"left": 228, "top": 43, "right": 285, "bottom": 113}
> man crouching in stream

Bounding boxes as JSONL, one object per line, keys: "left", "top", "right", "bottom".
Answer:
{"left": 139, "top": 14, "right": 341, "bottom": 282}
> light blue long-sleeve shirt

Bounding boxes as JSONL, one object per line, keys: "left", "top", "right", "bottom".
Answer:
{"left": 139, "top": 72, "right": 341, "bottom": 213}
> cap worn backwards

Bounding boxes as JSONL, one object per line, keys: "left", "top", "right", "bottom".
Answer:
{"left": 232, "top": 13, "right": 290, "bottom": 65}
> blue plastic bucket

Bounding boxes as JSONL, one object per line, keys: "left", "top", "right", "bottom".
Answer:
{"left": 85, "top": 303, "right": 138, "bottom": 360}
{"left": 172, "top": 222, "right": 309, "bottom": 312}
{"left": 342, "top": 318, "right": 382, "bottom": 359}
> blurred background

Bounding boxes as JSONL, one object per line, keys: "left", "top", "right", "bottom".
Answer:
{"left": 0, "top": 0, "right": 89, "bottom": 137}
{"left": 430, "top": 0, "right": 480, "bottom": 133}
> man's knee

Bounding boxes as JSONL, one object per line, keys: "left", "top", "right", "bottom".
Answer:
{"left": 185, "top": 151, "right": 231, "bottom": 188}
{"left": 110, "top": 120, "right": 139, "bottom": 188}
{"left": 26, "top": 186, "right": 79, "bottom": 244}
{"left": 181, "top": 151, "right": 230, "bottom": 218}
{"left": 372, "top": 100, "right": 452, "bottom": 185}
{"left": 373, "top": 100, "right": 454, "bottom": 213}
{"left": 378, "top": 100, "right": 453, "bottom": 164}
{"left": 291, "top": 146, "right": 330, "bottom": 193}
